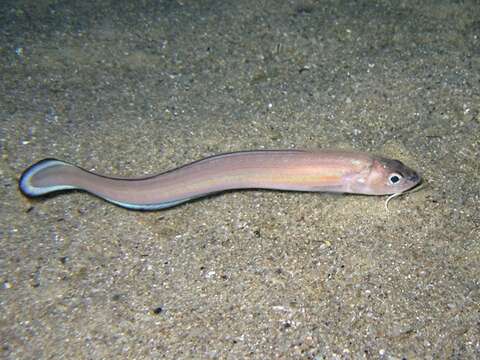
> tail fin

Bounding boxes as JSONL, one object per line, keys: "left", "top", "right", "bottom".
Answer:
{"left": 19, "top": 159, "right": 76, "bottom": 197}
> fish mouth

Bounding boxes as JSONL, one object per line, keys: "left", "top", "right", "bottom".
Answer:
{"left": 407, "top": 172, "right": 421, "bottom": 184}
{"left": 384, "top": 173, "right": 423, "bottom": 211}
{"left": 405, "top": 173, "right": 423, "bottom": 193}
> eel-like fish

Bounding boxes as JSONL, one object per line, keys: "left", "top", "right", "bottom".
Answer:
{"left": 19, "top": 150, "right": 421, "bottom": 210}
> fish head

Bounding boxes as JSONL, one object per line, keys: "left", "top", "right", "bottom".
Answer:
{"left": 362, "top": 157, "right": 421, "bottom": 195}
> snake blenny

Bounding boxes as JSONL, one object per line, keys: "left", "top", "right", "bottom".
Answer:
{"left": 19, "top": 149, "right": 421, "bottom": 210}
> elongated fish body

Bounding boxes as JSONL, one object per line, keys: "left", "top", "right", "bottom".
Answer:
{"left": 19, "top": 150, "right": 420, "bottom": 210}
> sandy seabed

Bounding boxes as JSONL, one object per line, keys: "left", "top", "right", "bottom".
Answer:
{"left": 1, "top": 0, "right": 479, "bottom": 358}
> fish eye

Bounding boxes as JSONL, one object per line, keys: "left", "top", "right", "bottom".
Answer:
{"left": 388, "top": 173, "right": 403, "bottom": 185}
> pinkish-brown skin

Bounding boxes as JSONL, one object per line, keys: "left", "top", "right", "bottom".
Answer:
{"left": 19, "top": 150, "right": 421, "bottom": 210}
